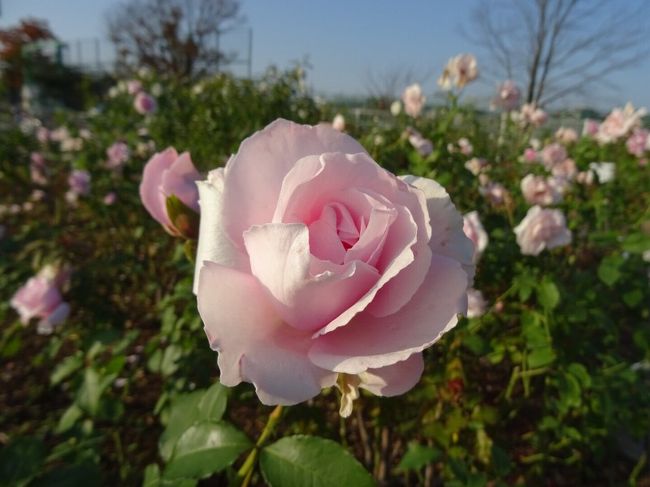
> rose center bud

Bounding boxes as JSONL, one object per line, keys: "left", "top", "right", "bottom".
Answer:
{"left": 306, "top": 190, "right": 397, "bottom": 270}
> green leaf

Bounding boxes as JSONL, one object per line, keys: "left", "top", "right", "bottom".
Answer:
{"left": 536, "top": 278, "right": 559, "bottom": 310}
{"left": 567, "top": 363, "right": 592, "bottom": 389}
{"left": 397, "top": 442, "right": 441, "bottom": 472}
{"left": 0, "top": 437, "right": 46, "bottom": 487}
{"left": 56, "top": 404, "right": 84, "bottom": 433}
{"left": 142, "top": 464, "right": 160, "bottom": 487}
{"left": 159, "top": 391, "right": 204, "bottom": 461}
{"left": 623, "top": 289, "right": 643, "bottom": 308}
{"left": 527, "top": 346, "right": 556, "bottom": 368}
{"left": 197, "top": 382, "right": 229, "bottom": 422}
{"left": 76, "top": 368, "right": 117, "bottom": 416}
{"left": 159, "top": 383, "right": 229, "bottom": 462}
{"left": 521, "top": 311, "right": 547, "bottom": 348}
{"left": 50, "top": 354, "right": 83, "bottom": 386}
{"left": 164, "top": 421, "right": 251, "bottom": 480}
{"left": 621, "top": 233, "right": 650, "bottom": 254}
{"left": 160, "top": 345, "right": 182, "bottom": 376}
{"left": 597, "top": 255, "right": 623, "bottom": 287}
{"left": 260, "top": 435, "right": 375, "bottom": 487}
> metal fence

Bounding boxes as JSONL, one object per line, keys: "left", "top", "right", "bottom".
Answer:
{"left": 56, "top": 27, "right": 253, "bottom": 77}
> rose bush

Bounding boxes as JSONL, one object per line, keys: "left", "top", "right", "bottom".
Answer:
{"left": 193, "top": 119, "right": 474, "bottom": 410}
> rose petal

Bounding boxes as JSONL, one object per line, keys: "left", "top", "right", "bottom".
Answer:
{"left": 139, "top": 147, "right": 177, "bottom": 227}
{"left": 197, "top": 262, "right": 336, "bottom": 405}
{"left": 243, "top": 223, "right": 380, "bottom": 332}
{"left": 401, "top": 175, "right": 475, "bottom": 282}
{"left": 222, "top": 120, "right": 366, "bottom": 246}
{"left": 309, "top": 254, "right": 468, "bottom": 374}
{"left": 161, "top": 152, "right": 201, "bottom": 212}
{"left": 193, "top": 169, "right": 249, "bottom": 293}
{"left": 358, "top": 353, "right": 424, "bottom": 396}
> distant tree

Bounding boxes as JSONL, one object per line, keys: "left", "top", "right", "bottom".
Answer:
{"left": 0, "top": 18, "right": 54, "bottom": 101}
{"left": 466, "top": 0, "right": 650, "bottom": 106}
{"left": 107, "top": 0, "right": 243, "bottom": 79}
{"left": 364, "top": 67, "right": 421, "bottom": 109}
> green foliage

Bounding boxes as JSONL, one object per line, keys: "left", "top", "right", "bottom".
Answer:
{"left": 260, "top": 435, "right": 375, "bottom": 487}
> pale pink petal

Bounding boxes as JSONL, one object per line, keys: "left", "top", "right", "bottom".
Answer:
{"left": 161, "top": 152, "right": 201, "bottom": 212}
{"left": 243, "top": 223, "right": 380, "bottom": 332}
{"left": 197, "top": 262, "right": 336, "bottom": 405}
{"left": 222, "top": 120, "right": 366, "bottom": 246}
{"left": 359, "top": 353, "right": 424, "bottom": 396}
{"left": 193, "top": 169, "right": 249, "bottom": 293}
{"left": 139, "top": 148, "right": 178, "bottom": 227}
{"left": 401, "top": 175, "right": 475, "bottom": 282}
{"left": 307, "top": 205, "right": 347, "bottom": 264}
{"left": 309, "top": 254, "right": 468, "bottom": 374}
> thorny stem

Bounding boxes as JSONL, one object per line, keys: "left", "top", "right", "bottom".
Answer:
{"left": 234, "top": 405, "right": 283, "bottom": 487}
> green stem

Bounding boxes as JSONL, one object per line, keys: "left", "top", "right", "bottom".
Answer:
{"left": 234, "top": 405, "right": 284, "bottom": 487}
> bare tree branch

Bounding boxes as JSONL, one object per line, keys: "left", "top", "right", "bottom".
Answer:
{"left": 106, "top": 0, "right": 243, "bottom": 78}
{"left": 465, "top": 0, "right": 650, "bottom": 106}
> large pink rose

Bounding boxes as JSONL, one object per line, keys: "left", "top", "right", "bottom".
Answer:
{"left": 140, "top": 148, "right": 201, "bottom": 236}
{"left": 194, "top": 119, "right": 474, "bottom": 411}
{"left": 514, "top": 206, "right": 572, "bottom": 256}
{"left": 10, "top": 275, "right": 70, "bottom": 335}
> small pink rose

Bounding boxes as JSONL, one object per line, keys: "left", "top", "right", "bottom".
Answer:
{"left": 134, "top": 91, "right": 157, "bottom": 114}
{"left": 540, "top": 143, "right": 567, "bottom": 169}
{"left": 626, "top": 128, "right": 649, "bottom": 157}
{"left": 194, "top": 119, "right": 474, "bottom": 413}
{"left": 491, "top": 80, "right": 520, "bottom": 111}
{"left": 463, "top": 211, "right": 488, "bottom": 261}
{"left": 520, "top": 174, "right": 563, "bottom": 206}
{"left": 407, "top": 129, "right": 433, "bottom": 156}
{"left": 139, "top": 147, "right": 201, "bottom": 236}
{"left": 106, "top": 142, "right": 130, "bottom": 169}
{"left": 68, "top": 169, "right": 91, "bottom": 196}
{"left": 402, "top": 83, "right": 425, "bottom": 118}
{"left": 514, "top": 206, "right": 572, "bottom": 256}
{"left": 10, "top": 275, "right": 70, "bottom": 334}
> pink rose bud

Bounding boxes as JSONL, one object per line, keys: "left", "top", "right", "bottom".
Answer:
{"left": 332, "top": 114, "right": 345, "bottom": 132}
{"left": 10, "top": 275, "right": 70, "bottom": 334}
{"left": 30, "top": 152, "right": 48, "bottom": 185}
{"left": 466, "top": 288, "right": 487, "bottom": 318}
{"left": 103, "top": 192, "right": 117, "bottom": 205}
{"left": 194, "top": 119, "right": 475, "bottom": 416}
{"left": 139, "top": 148, "right": 201, "bottom": 237}
{"left": 463, "top": 211, "right": 488, "bottom": 262}
{"left": 523, "top": 148, "right": 538, "bottom": 163}
{"left": 134, "top": 91, "right": 157, "bottom": 115}
{"left": 514, "top": 206, "right": 572, "bottom": 256}
{"left": 407, "top": 129, "right": 434, "bottom": 156}
{"left": 582, "top": 119, "right": 599, "bottom": 137}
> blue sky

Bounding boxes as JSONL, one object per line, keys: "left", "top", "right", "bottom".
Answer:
{"left": 3, "top": 0, "right": 649, "bottom": 110}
